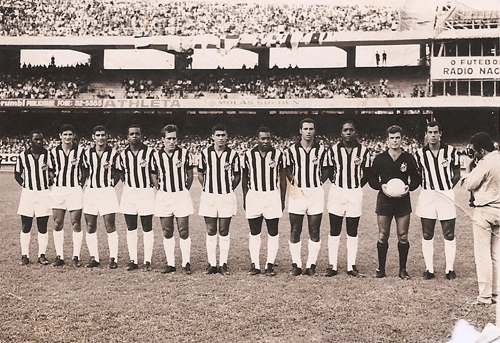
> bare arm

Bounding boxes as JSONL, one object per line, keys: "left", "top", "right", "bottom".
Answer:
{"left": 186, "top": 168, "right": 194, "bottom": 190}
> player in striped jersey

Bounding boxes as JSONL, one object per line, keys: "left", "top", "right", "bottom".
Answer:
{"left": 326, "top": 121, "right": 370, "bottom": 278}
{"left": 198, "top": 123, "right": 241, "bottom": 275}
{"left": 415, "top": 121, "right": 460, "bottom": 280}
{"left": 15, "top": 130, "right": 52, "bottom": 265}
{"left": 48, "top": 124, "right": 85, "bottom": 267}
{"left": 242, "top": 126, "right": 287, "bottom": 276}
{"left": 81, "top": 125, "right": 120, "bottom": 269}
{"left": 117, "top": 125, "right": 156, "bottom": 272}
{"left": 284, "top": 118, "right": 329, "bottom": 276}
{"left": 151, "top": 124, "right": 194, "bottom": 275}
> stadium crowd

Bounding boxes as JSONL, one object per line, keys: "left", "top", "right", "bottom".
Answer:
{"left": 0, "top": 64, "right": 90, "bottom": 100}
{"left": 0, "top": 0, "right": 398, "bottom": 37}
{"left": 0, "top": 67, "right": 428, "bottom": 100}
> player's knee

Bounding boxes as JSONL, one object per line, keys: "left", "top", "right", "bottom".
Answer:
{"left": 346, "top": 226, "right": 358, "bottom": 237}
{"left": 250, "top": 226, "right": 262, "bottom": 236}
{"left": 142, "top": 225, "right": 153, "bottom": 233}
{"left": 21, "top": 226, "right": 31, "bottom": 234}
{"left": 219, "top": 227, "right": 229, "bottom": 237}
{"left": 162, "top": 227, "right": 174, "bottom": 239}
{"left": 179, "top": 228, "right": 189, "bottom": 240}
{"left": 267, "top": 227, "right": 278, "bottom": 237}
{"left": 378, "top": 232, "right": 389, "bottom": 244}
{"left": 443, "top": 232, "right": 455, "bottom": 241}
{"left": 72, "top": 222, "right": 82, "bottom": 233}
{"left": 398, "top": 235, "right": 409, "bottom": 244}
{"left": 422, "top": 231, "right": 434, "bottom": 240}
{"left": 53, "top": 219, "right": 64, "bottom": 231}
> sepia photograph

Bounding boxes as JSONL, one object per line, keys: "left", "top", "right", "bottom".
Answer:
{"left": 0, "top": 0, "right": 499, "bottom": 342}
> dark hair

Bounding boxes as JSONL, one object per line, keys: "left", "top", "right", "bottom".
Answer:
{"left": 29, "top": 129, "right": 43, "bottom": 139}
{"left": 470, "top": 132, "right": 495, "bottom": 153}
{"left": 341, "top": 121, "right": 356, "bottom": 130}
{"left": 92, "top": 125, "right": 107, "bottom": 135}
{"left": 161, "top": 124, "right": 178, "bottom": 135}
{"left": 425, "top": 120, "right": 441, "bottom": 133}
{"left": 256, "top": 126, "right": 271, "bottom": 136}
{"left": 299, "top": 118, "right": 316, "bottom": 130}
{"left": 212, "top": 123, "right": 227, "bottom": 134}
{"left": 59, "top": 124, "right": 75, "bottom": 134}
{"left": 386, "top": 125, "right": 403, "bottom": 137}
{"left": 127, "top": 124, "right": 141, "bottom": 134}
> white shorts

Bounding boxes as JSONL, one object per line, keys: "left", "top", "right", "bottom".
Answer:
{"left": 245, "top": 189, "right": 282, "bottom": 219}
{"left": 327, "top": 184, "right": 363, "bottom": 218}
{"left": 198, "top": 192, "right": 237, "bottom": 218}
{"left": 288, "top": 186, "right": 325, "bottom": 215}
{"left": 50, "top": 186, "right": 83, "bottom": 211}
{"left": 17, "top": 188, "right": 51, "bottom": 217}
{"left": 83, "top": 187, "right": 119, "bottom": 216}
{"left": 120, "top": 186, "right": 155, "bottom": 216}
{"left": 416, "top": 189, "right": 456, "bottom": 221}
{"left": 155, "top": 189, "right": 193, "bottom": 218}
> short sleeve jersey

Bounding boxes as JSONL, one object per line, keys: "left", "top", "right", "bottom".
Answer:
{"left": 49, "top": 144, "right": 85, "bottom": 187}
{"left": 118, "top": 143, "right": 155, "bottom": 189}
{"left": 285, "top": 141, "right": 328, "bottom": 188}
{"left": 415, "top": 144, "right": 459, "bottom": 191}
{"left": 15, "top": 148, "right": 50, "bottom": 190}
{"left": 197, "top": 145, "right": 240, "bottom": 194}
{"left": 329, "top": 141, "right": 370, "bottom": 189}
{"left": 82, "top": 146, "right": 119, "bottom": 188}
{"left": 152, "top": 146, "right": 193, "bottom": 192}
{"left": 242, "top": 146, "right": 283, "bottom": 192}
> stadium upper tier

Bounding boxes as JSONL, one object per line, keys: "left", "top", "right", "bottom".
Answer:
{"left": 0, "top": 66, "right": 429, "bottom": 100}
{"left": 0, "top": 0, "right": 398, "bottom": 36}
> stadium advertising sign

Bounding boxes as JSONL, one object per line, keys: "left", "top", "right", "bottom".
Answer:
{"left": 0, "top": 154, "right": 17, "bottom": 165}
{"left": 0, "top": 100, "right": 25, "bottom": 107}
{"left": 431, "top": 57, "right": 500, "bottom": 80}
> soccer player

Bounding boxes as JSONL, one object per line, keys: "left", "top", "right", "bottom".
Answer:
{"left": 81, "top": 125, "right": 120, "bottom": 269}
{"left": 415, "top": 121, "right": 460, "bottom": 280}
{"left": 15, "top": 130, "right": 52, "bottom": 265}
{"left": 284, "top": 118, "right": 329, "bottom": 276}
{"left": 326, "top": 121, "right": 370, "bottom": 277}
{"left": 48, "top": 124, "right": 85, "bottom": 267}
{"left": 118, "top": 124, "right": 156, "bottom": 272}
{"left": 464, "top": 132, "right": 500, "bottom": 305}
{"left": 198, "top": 123, "right": 241, "bottom": 275}
{"left": 151, "top": 124, "right": 194, "bottom": 274}
{"left": 242, "top": 126, "right": 287, "bottom": 276}
{"left": 368, "top": 125, "right": 421, "bottom": 279}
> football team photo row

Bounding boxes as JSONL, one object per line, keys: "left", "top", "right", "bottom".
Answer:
{"left": 12, "top": 117, "right": 500, "bottom": 305}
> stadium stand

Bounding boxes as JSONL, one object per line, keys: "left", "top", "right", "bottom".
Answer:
{"left": 0, "top": 1, "right": 399, "bottom": 37}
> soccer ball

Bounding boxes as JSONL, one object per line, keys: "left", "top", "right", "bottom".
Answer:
{"left": 385, "top": 178, "right": 407, "bottom": 197}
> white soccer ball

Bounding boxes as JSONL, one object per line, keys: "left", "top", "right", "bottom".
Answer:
{"left": 385, "top": 178, "right": 407, "bottom": 197}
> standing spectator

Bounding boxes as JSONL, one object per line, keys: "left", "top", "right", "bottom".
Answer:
{"left": 15, "top": 129, "right": 52, "bottom": 265}
{"left": 415, "top": 121, "right": 460, "bottom": 280}
{"left": 242, "top": 126, "right": 287, "bottom": 276}
{"left": 284, "top": 118, "right": 329, "bottom": 276}
{"left": 382, "top": 51, "right": 387, "bottom": 65}
{"left": 48, "top": 124, "right": 86, "bottom": 267}
{"left": 81, "top": 125, "right": 120, "bottom": 269}
{"left": 152, "top": 124, "right": 194, "bottom": 274}
{"left": 198, "top": 124, "right": 241, "bottom": 275}
{"left": 117, "top": 125, "right": 156, "bottom": 272}
{"left": 368, "top": 125, "right": 421, "bottom": 279}
{"left": 375, "top": 51, "right": 381, "bottom": 66}
{"left": 326, "top": 121, "right": 370, "bottom": 278}
{"left": 465, "top": 132, "right": 500, "bottom": 305}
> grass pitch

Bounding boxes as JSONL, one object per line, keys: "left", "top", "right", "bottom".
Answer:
{"left": 0, "top": 170, "right": 494, "bottom": 343}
